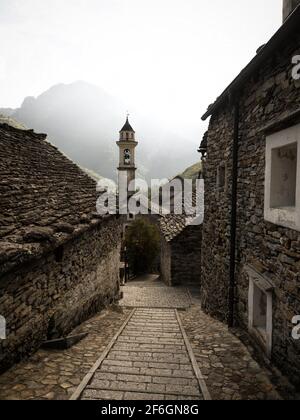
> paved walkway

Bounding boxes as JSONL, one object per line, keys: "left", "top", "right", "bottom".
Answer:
{"left": 120, "top": 275, "right": 192, "bottom": 309}
{"left": 72, "top": 308, "right": 209, "bottom": 400}
{"left": 0, "top": 306, "right": 131, "bottom": 400}
{"left": 181, "top": 306, "right": 283, "bottom": 400}
{"left": 0, "top": 275, "right": 288, "bottom": 400}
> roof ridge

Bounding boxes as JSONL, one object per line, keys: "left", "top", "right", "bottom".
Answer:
{"left": 0, "top": 122, "right": 47, "bottom": 140}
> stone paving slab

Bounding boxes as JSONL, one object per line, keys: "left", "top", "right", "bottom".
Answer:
{"left": 113, "top": 343, "right": 187, "bottom": 353}
{"left": 0, "top": 276, "right": 287, "bottom": 400}
{"left": 77, "top": 308, "right": 205, "bottom": 400}
{"left": 82, "top": 389, "right": 198, "bottom": 401}
{"left": 120, "top": 286, "right": 192, "bottom": 309}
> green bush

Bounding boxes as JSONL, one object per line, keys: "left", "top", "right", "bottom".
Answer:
{"left": 125, "top": 218, "right": 160, "bottom": 275}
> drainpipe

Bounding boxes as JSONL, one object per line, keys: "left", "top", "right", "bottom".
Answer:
{"left": 228, "top": 100, "right": 240, "bottom": 328}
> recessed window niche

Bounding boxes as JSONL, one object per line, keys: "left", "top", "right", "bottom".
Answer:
{"left": 246, "top": 265, "right": 274, "bottom": 357}
{"left": 264, "top": 123, "right": 300, "bottom": 231}
{"left": 270, "top": 142, "right": 297, "bottom": 208}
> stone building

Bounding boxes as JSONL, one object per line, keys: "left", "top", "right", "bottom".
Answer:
{"left": 160, "top": 179, "right": 202, "bottom": 287}
{"left": 200, "top": 3, "right": 300, "bottom": 386}
{"left": 0, "top": 123, "right": 123, "bottom": 372}
{"left": 160, "top": 213, "right": 202, "bottom": 287}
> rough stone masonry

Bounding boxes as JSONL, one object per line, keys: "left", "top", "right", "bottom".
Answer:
{"left": 201, "top": 10, "right": 300, "bottom": 386}
{"left": 0, "top": 124, "right": 123, "bottom": 372}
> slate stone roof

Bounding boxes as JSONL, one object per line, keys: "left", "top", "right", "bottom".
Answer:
{"left": 120, "top": 117, "right": 135, "bottom": 133}
{"left": 160, "top": 213, "right": 187, "bottom": 242}
{"left": 0, "top": 123, "right": 107, "bottom": 275}
{"left": 159, "top": 184, "right": 203, "bottom": 242}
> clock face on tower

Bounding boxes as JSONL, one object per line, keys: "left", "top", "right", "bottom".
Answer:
{"left": 124, "top": 149, "right": 131, "bottom": 165}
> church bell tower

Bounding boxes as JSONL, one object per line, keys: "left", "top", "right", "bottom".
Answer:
{"left": 117, "top": 115, "right": 138, "bottom": 192}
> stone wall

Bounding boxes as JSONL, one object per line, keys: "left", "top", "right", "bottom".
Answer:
{"left": 160, "top": 236, "right": 172, "bottom": 286}
{"left": 201, "top": 106, "right": 234, "bottom": 321}
{"left": 201, "top": 31, "right": 300, "bottom": 386}
{"left": 161, "top": 224, "right": 202, "bottom": 287}
{"left": 0, "top": 216, "right": 122, "bottom": 373}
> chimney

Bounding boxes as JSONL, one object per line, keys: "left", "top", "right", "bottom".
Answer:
{"left": 283, "top": 0, "right": 300, "bottom": 22}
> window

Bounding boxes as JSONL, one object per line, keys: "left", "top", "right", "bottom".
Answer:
{"left": 0, "top": 315, "right": 6, "bottom": 340}
{"left": 265, "top": 124, "right": 300, "bottom": 231}
{"left": 54, "top": 246, "right": 64, "bottom": 263}
{"left": 124, "top": 149, "right": 131, "bottom": 165}
{"left": 252, "top": 284, "right": 267, "bottom": 336}
{"left": 217, "top": 164, "right": 226, "bottom": 190}
{"left": 246, "top": 265, "right": 273, "bottom": 357}
{"left": 270, "top": 143, "right": 297, "bottom": 208}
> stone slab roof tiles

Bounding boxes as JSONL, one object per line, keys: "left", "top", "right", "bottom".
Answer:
{"left": 160, "top": 187, "right": 203, "bottom": 242}
{"left": 0, "top": 123, "right": 106, "bottom": 275}
{"left": 160, "top": 213, "right": 187, "bottom": 242}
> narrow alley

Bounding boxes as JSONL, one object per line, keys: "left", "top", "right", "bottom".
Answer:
{"left": 0, "top": 275, "right": 287, "bottom": 400}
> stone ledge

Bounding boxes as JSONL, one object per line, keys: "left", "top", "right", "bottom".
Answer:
{"left": 244, "top": 264, "right": 275, "bottom": 292}
{"left": 259, "top": 108, "right": 300, "bottom": 135}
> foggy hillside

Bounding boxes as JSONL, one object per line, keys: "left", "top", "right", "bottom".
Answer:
{"left": 3, "top": 82, "right": 199, "bottom": 181}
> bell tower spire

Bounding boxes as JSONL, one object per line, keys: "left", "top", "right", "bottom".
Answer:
{"left": 117, "top": 115, "right": 138, "bottom": 192}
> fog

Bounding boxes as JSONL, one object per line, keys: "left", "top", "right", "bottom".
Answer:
{"left": 0, "top": 0, "right": 282, "bottom": 178}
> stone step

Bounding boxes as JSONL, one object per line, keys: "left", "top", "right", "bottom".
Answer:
{"left": 118, "top": 336, "right": 185, "bottom": 345}
{"left": 124, "top": 329, "right": 181, "bottom": 335}
{"left": 121, "top": 333, "right": 183, "bottom": 340}
{"left": 111, "top": 345, "right": 187, "bottom": 355}
{"left": 86, "top": 378, "right": 201, "bottom": 397}
{"left": 93, "top": 371, "right": 199, "bottom": 387}
{"left": 99, "top": 365, "right": 195, "bottom": 379}
{"left": 81, "top": 389, "right": 202, "bottom": 401}
{"left": 107, "top": 351, "right": 190, "bottom": 364}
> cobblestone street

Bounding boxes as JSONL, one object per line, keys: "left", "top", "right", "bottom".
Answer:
{"left": 181, "top": 307, "right": 283, "bottom": 400}
{"left": 0, "top": 306, "right": 131, "bottom": 400}
{"left": 0, "top": 276, "right": 285, "bottom": 400}
{"left": 120, "top": 275, "right": 192, "bottom": 309}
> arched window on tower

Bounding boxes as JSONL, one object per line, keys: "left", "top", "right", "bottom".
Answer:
{"left": 124, "top": 149, "right": 131, "bottom": 165}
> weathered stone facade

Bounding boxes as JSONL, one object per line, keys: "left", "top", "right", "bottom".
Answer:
{"left": 0, "top": 217, "right": 122, "bottom": 373}
{"left": 160, "top": 236, "right": 172, "bottom": 285}
{"left": 161, "top": 225, "right": 202, "bottom": 287}
{"left": 201, "top": 14, "right": 300, "bottom": 386}
{"left": 159, "top": 179, "right": 203, "bottom": 287}
{"left": 0, "top": 124, "right": 123, "bottom": 373}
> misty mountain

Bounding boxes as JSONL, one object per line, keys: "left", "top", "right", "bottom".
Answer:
{"left": 6, "top": 82, "right": 199, "bottom": 181}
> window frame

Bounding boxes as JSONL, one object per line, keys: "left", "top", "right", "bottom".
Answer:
{"left": 264, "top": 123, "right": 300, "bottom": 231}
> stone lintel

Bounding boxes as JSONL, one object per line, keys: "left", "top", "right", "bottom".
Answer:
{"left": 259, "top": 108, "right": 300, "bottom": 135}
{"left": 244, "top": 264, "right": 275, "bottom": 292}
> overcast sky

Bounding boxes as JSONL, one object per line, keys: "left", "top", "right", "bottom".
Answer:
{"left": 0, "top": 0, "right": 282, "bottom": 139}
